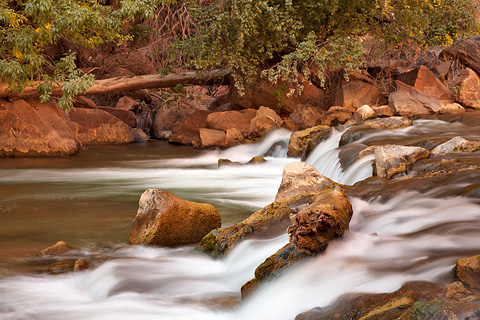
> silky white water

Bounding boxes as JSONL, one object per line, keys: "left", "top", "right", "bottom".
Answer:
{"left": 1, "top": 119, "right": 479, "bottom": 319}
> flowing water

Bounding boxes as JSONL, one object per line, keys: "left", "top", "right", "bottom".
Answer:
{"left": 1, "top": 119, "right": 480, "bottom": 319}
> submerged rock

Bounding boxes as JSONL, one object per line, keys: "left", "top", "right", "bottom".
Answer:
{"left": 287, "top": 125, "right": 331, "bottom": 159}
{"left": 248, "top": 156, "right": 266, "bottom": 164}
{"left": 241, "top": 243, "right": 309, "bottom": 297}
{"left": 48, "top": 260, "right": 76, "bottom": 274}
{"left": 40, "top": 240, "right": 76, "bottom": 256}
{"left": 339, "top": 116, "right": 412, "bottom": 146}
{"left": 296, "top": 281, "right": 446, "bottom": 320}
{"left": 375, "top": 145, "right": 430, "bottom": 179}
{"left": 129, "top": 189, "right": 221, "bottom": 246}
{"left": 431, "top": 136, "right": 480, "bottom": 155}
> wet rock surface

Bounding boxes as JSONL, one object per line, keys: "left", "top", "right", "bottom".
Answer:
{"left": 287, "top": 125, "right": 331, "bottom": 159}
{"left": 129, "top": 189, "right": 221, "bottom": 246}
{"left": 287, "top": 186, "right": 352, "bottom": 255}
{"left": 0, "top": 99, "right": 79, "bottom": 157}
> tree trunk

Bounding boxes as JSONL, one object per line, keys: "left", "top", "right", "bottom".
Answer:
{"left": 0, "top": 69, "right": 229, "bottom": 99}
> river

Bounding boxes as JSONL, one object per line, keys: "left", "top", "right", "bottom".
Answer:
{"left": 0, "top": 119, "right": 479, "bottom": 319}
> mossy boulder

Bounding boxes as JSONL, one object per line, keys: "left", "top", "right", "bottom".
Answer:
{"left": 242, "top": 185, "right": 352, "bottom": 298}
{"left": 241, "top": 243, "right": 309, "bottom": 297}
{"left": 296, "top": 281, "right": 446, "bottom": 320}
{"left": 129, "top": 189, "right": 221, "bottom": 246}
{"left": 287, "top": 125, "right": 331, "bottom": 159}
{"left": 198, "top": 162, "right": 338, "bottom": 257}
{"left": 197, "top": 201, "right": 292, "bottom": 256}
{"left": 399, "top": 300, "right": 480, "bottom": 320}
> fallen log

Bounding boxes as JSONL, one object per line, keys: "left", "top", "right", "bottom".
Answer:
{"left": 0, "top": 69, "right": 230, "bottom": 99}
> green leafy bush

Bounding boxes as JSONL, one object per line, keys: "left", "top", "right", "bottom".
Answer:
{"left": 176, "top": 0, "right": 479, "bottom": 94}
{"left": 0, "top": 0, "right": 172, "bottom": 109}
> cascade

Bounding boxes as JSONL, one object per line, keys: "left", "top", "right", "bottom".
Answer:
{"left": 1, "top": 119, "right": 480, "bottom": 319}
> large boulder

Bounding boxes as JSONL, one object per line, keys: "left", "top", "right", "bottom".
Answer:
{"left": 317, "top": 106, "right": 352, "bottom": 126}
{"left": 231, "top": 72, "right": 323, "bottom": 114}
{"left": 334, "top": 71, "right": 384, "bottom": 110}
{"left": 451, "top": 68, "right": 480, "bottom": 110}
{"left": 99, "top": 107, "right": 136, "bottom": 128}
{"left": 68, "top": 108, "right": 134, "bottom": 145}
{"left": 199, "top": 128, "right": 226, "bottom": 148}
{"left": 0, "top": 99, "right": 78, "bottom": 157}
{"left": 389, "top": 80, "right": 441, "bottom": 115}
{"left": 275, "top": 162, "right": 336, "bottom": 204}
{"left": 225, "top": 128, "right": 245, "bottom": 147}
{"left": 129, "top": 189, "right": 221, "bottom": 246}
{"left": 339, "top": 116, "right": 412, "bottom": 146}
{"left": 242, "top": 184, "right": 352, "bottom": 297}
{"left": 73, "top": 96, "right": 98, "bottom": 109}
{"left": 440, "top": 39, "right": 480, "bottom": 76}
{"left": 168, "top": 110, "right": 210, "bottom": 146}
{"left": 456, "top": 255, "right": 480, "bottom": 290}
{"left": 248, "top": 106, "right": 283, "bottom": 140}
{"left": 287, "top": 186, "right": 353, "bottom": 255}
{"left": 287, "top": 104, "right": 324, "bottom": 130}
{"left": 375, "top": 145, "right": 430, "bottom": 179}
{"left": 116, "top": 96, "right": 140, "bottom": 111}
{"left": 198, "top": 162, "right": 335, "bottom": 256}
{"left": 206, "top": 109, "right": 257, "bottom": 135}
{"left": 395, "top": 65, "right": 452, "bottom": 101}
{"left": 152, "top": 102, "right": 206, "bottom": 139}
{"left": 287, "top": 125, "right": 331, "bottom": 159}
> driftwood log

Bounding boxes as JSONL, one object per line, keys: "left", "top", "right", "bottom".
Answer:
{"left": 0, "top": 69, "right": 229, "bottom": 99}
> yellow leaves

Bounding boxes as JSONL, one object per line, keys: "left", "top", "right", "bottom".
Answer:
{"left": 12, "top": 49, "right": 23, "bottom": 60}
{"left": 7, "top": 10, "right": 27, "bottom": 30}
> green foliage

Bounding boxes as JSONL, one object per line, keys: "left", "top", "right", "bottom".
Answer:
{"left": 176, "top": 0, "right": 479, "bottom": 94}
{"left": 0, "top": 0, "right": 173, "bottom": 109}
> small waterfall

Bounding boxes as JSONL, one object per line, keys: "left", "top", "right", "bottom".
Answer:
{"left": 234, "top": 193, "right": 480, "bottom": 320}
{"left": 305, "top": 129, "right": 374, "bottom": 185}
{"left": 1, "top": 119, "right": 480, "bottom": 320}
